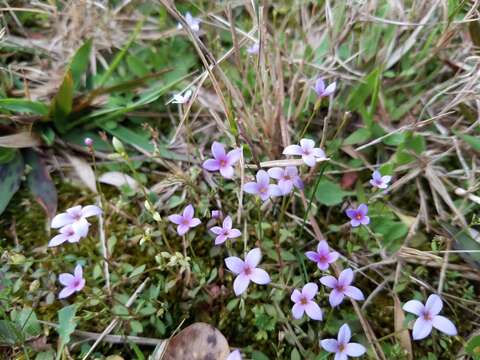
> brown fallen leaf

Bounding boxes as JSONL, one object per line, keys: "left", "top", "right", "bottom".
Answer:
{"left": 393, "top": 295, "right": 413, "bottom": 360}
{"left": 161, "top": 322, "right": 230, "bottom": 360}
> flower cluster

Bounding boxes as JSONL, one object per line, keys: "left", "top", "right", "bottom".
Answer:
{"left": 48, "top": 204, "right": 102, "bottom": 299}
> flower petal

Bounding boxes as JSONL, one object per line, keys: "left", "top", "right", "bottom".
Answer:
{"left": 211, "top": 142, "right": 226, "bottom": 159}
{"left": 215, "top": 234, "right": 227, "bottom": 245}
{"left": 345, "top": 209, "right": 357, "bottom": 219}
{"left": 323, "top": 82, "right": 336, "bottom": 96}
{"left": 268, "top": 184, "right": 283, "bottom": 197}
{"left": 72, "top": 218, "right": 90, "bottom": 238}
{"left": 228, "top": 229, "right": 241, "bottom": 239}
{"left": 51, "top": 213, "right": 73, "bottom": 228}
{"left": 203, "top": 159, "right": 220, "bottom": 171}
{"left": 168, "top": 214, "right": 183, "bottom": 225}
{"left": 327, "top": 251, "right": 340, "bottom": 263}
{"left": 220, "top": 166, "right": 234, "bottom": 179}
{"left": 320, "top": 339, "right": 338, "bottom": 353}
{"left": 334, "top": 353, "right": 348, "bottom": 360}
{"left": 283, "top": 144, "right": 303, "bottom": 156}
{"left": 300, "top": 138, "right": 315, "bottom": 151}
{"left": 304, "top": 301, "right": 323, "bottom": 320}
{"left": 329, "top": 289, "right": 344, "bottom": 307}
{"left": 432, "top": 315, "right": 457, "bottom": 336}
{"left": 412, "top": 317, "right": 433, "bottom": 340}
{"left": 302, "top": 282, "right": 318, "bottom": 299}
{"left": 250, "top": 268, "right": 270, "bottom": 285}
{"left": 183, "top": 204, "right": 194, "bottom": 219}
{"left": 425, "top": 294, "right": 443, "bottom": 315}
{"left": 278, "top": 179, "right": 293, "bottom": 195}
{"left": 189, "top": 218, "right": 201, "bottom": 227}
{"left": 312, "top": 148, "right": 326, "bottom": 159}
{"left": 225, "top": 256, "right": 244, "bottom": 274}
{"left": 302, "top": 154, "right": 316, "bottom": 167}
{"left": 48, "top": 234, "right": 68, "bottom": 247}
{"left": 314, "top": 78, "right": 325, "bottom": 95}
{"left": 243, "top": 182, "right": 259, "bottom": 195}
{"left": 177, "top": 224, "right": 189, "bottom": 236}
{"left": 344, "top": 286, "right": 364, "bottom": 301}
{"left": 226, "top": 148, "right": 241, "bottom": 164}
{"left": 233, "top": 273, "right": 250, "bottom": 296}
{"left": 361, "top": 216, "right": 370, "bottom": 225}
{"left": 305, "top": 251, "right": 319, "bottom": 263}
{"left": 223, "top": 216, "right": 232, "bottom": 230}
{"left": 402, "top": 300, "right": 425, "bottom": 316}
{"left": 245, "top": 248, "right": 262, "bottom": 267}
{"left": 345, "top": 343, "right": 366, "bottom": 357}
{"left": 58, "top": 286, "right": 76, "bottom": 299}
{"left": 357, "top": 203, "right": 368, "bottom": 215}
{"left": 74, "top": 265, "right": 83, "bottom": 279}
{"left": 338, "top": 268, "right": 354, "bottom": 286}
{"left": 291, "top": 303, "right": 305, "bottom": 319}
{"left": 226, "top": 350, "right": 242, "bottom": 360}
{"left": 350, "top": 219, "right": 361, "bottom": 227}
{"left": 81, "top": 205, "right": 102, "bottom": 218}
{"left": 59, "top": 273, "right": 74, "bottom": 286}
{"left": 267, "top": 167, "right": 284, "bottom": 179}
{"left": 337, "top": 324, "right": 352, "bottom": 344}
{"left": 291, "top": 289, "right": 302, "bottom": 303}
{"left": 256, "top": 170, "right": 270, "bottom": 185}
{"left": 210, "top": 226, "right": 223, "bottom": 235}
{"left": 320, "top": 275, "right": 337, "bottom": 289}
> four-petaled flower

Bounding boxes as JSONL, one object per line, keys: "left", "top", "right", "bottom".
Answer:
{"left": 58, "top": 264, "right": 85, "bottom": 299}
{"left": 283, "top": 139, "right": 327, "bottom": 167}
{"left": 244, "top": 170, "right": 282, "bottom": 201}
{"left": 267, "top": 166, "right": 304, "bottom": 195}
{"left": 403, "top": 294, "right": 457, "bottom": 340}
{"left": 320, "top": 268, "right": 364, "bottom": 307}
{"left": 291, "top": 283, "right": 323, "bottom": 321}
{"left": 49, "top": 224, "right": 82, "bottom": 247}
{"left": 209, "top": 215, "right": 241, "bottom": 245}
{"left": 226, "top": 349, "right": 242, "bottom": 360}
{"left": 345, "top": 204, "right": 370, "bottom": 227}
{"left": 172, "top": 89, "right": 192, "bottom": 104}
{"left": 168, "top": 204, "right": 201, "bottom": 236}
{"left": 370, "top": 170, "right": 391, "bottom": 189}
{"left": 320, "top": 324, "right": 366, "bottom": 360}
{"left": 202, "top": 142, "right": 242, "bottom": 179}
{"left": 313, "top": 78, "right": 336, "bottom": 98}
{"left": 247, "top": 42, "right": 259, "bottom": 55}
{"left": 51, "top": 205, "right": 102, "bottom": 237}
{"left": 225, "top": 248, "right": 271, "bottom": 296}
{"left": 177, "top": 12, "right": 200, "bottom": 32}
{"left": 305, "top": 240, "right": 339, "bottom": 271}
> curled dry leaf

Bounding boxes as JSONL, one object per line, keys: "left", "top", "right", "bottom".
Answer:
{"left": 161, "top": 322, "right": 229, "bottom": 360}
{"left": 0, "top": 132, "right": 41, "bottom": 148}
{"left": 394, "top": 295, "right": 413, "bottom": 360}
{"left": 65, "top": 153, "right": 97, "bottom": 193}
{"left": 99, "top": 171, "right": 139, "bottom": 191}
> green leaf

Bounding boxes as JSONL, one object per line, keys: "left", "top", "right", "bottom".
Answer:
{"left": 23, "top": 149, "right": 57, "bottom": 219}
{"left": 0, "top": 99, "right": 49, "bottom": 116}
{"left": 0, "top": 151, "right": 24, "bottom": 215}
{"left": 16, "top": 307, "right": 41, "bottom": 337}
{"left": 0, "top": 320, "right": 23, "bottom": 345}
{"left": 57, "top": 305, "right": 77, "bottom": 345}
{"left": 459, "top": 133, "right": 480, "bottom": 152}
{"left": 0, "top": 148, "right": 17, "bottom": 164}
{"left": 346, "top": 68, "right": 381, "bottom": 128}
{"left": 344, "top": 128, "right": 371, "bottom": 145}
{"left": 315, "top": 179, "right": 350, "bottom": 206}
{"left": 373, "top": 220, "right": 408, "bottom": 253}
{"left": 291, "top": 348, "right": 301, "bottom": 360}
{"left": 252, "top": 351, "right": 270, "bottom": 360}
{"left": 50, "top": 70, "right": 74, "bottom": 132}
{"left": 466, "top": 335, "right": 480, "bottom": 359}
{"left": 69, "top": 39, "right": 92, "bottom": 88}
{"left": 127, "top": 54, "right": 149, "bottom": 77}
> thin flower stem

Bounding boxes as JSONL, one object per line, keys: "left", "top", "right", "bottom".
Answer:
{"left": 182, "top": 235, "right": 191, "bottom": 284}
{"left": 298, "top": 165, "right": 326, "bottom": 240}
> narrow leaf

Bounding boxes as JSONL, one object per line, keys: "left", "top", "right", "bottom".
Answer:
{"left": 0, "top": 151, "right": 24, "bottom": 215}
{"left": 69, "top": 38, "right": 93, "bottom": 88}
{"left": 50, "top": 70, "right": 74, "bottom": 132}
{"left": 0, "top": 99, "right": 49, "bottom": 116}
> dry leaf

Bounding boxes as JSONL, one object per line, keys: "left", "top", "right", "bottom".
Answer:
{"left": 161, "top": 323, "right": 229, "bottom": 360}
{"left": 0, "top": 132, "right": 41, "bottom": 148}
{"left": 99, "top": 171, "right": 139, "bottom": 191}
{"left": 65, "top": 153, "right": 97, "bottom": 193}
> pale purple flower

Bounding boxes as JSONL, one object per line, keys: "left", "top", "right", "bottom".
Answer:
{"left": 84, "top": 137, "right": 93, "bottom": 147}
{"left": 211, "top": 210, "right": 222, "bottom": 219}
{"left": 48, "top": 224, "right": 82, "bottom": 247}
{"left": 225, "top": 248, "right": 270, "bottom": 296}
{"left": 291, "top": 283, "right": 323, "bottom": 321}
{"left": 320, "top": 268, "right": 364, "bottom": 307}
{"left": 58, "top": 264, "right": 85, "bottom": 299}
{"left": 172, "top": 89, "right": 192, "bottom": 104}
{"left": 320, "top": 324, "right": 366, "bottom": 360}
{"left": 345, "top": 204, "right": 370, "bottom": 227}
{"left": 369, "top": 170, "right": 391, "bottom": 189}
{"left": 210, "top": 215, "right": 241, "bottom": 245}
{"left": 177, "top": 12, "right": 200, "bottom": 32}
{"left": 226, "top": 350, "right": 242, "bottom": 360}
{"left": 403, "top": 294, "right": 457, "bottom": 341}
{"left": 247, "top": 42, "right": 259, "bottom": 55}
{"left": 267, "top": 166, "right": 303, "bottom": 195}
{"left": 305, "top": 240, "right": 339, "bottom": 271}
{"left": 243, "top": 170, "right": 282, "bottom": 201}
{"left": 202, "top": 142, "right": 242, "bottom": 179}
{"left": 168, "top": 204, "right": 201, "bottom": 236}
{"left": 314, "top": 78, "right": 336, "bottom": 98}
{"left": 51, "top": 205, "right": 102, "bottom": 237}
{"left": 282, "top": 139, "right": 326, "bottom": 167}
